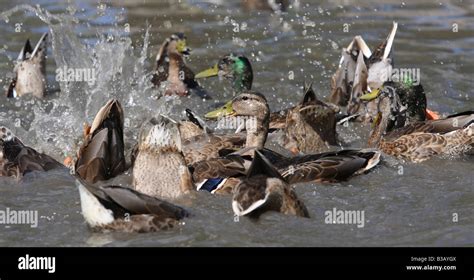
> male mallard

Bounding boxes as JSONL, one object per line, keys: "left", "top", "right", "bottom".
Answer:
{"left": 232, "top": 150, "right": 309, "bottom": 218}
{"left": 361, "top": 90, "right": 474, "bottom": 163}
{"left": 195, "top": 53, "right": 253, "bottom": 94}
{"left": 151, "top": 33, "right": 208, "bottom": 98}
{"left": 0, "top": 126, "right": 64, "bottom": 179}
{"left": 133, "top": 115, "right": 194, "bottom": 200}
{"left": 282, "top": 82, "right": 339, "bottom": 154}
{"left": 360, "top": 81, "right": 427, "bottom": 132}
{"left": 6, "top": 32, "right": 48, "bottom": 98}
{"left": 76, "top": 178, "right": 189, "bottom": 233}
{"left": 75, "top": 99, "right": 126, "bottom": 184}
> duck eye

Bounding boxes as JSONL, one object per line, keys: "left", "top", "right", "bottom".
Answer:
{"left": 242, "top": 96, "right": 248, "bottom": 101}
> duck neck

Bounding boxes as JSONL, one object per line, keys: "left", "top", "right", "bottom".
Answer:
{"left": 245, "top": 114, "right": 269, "bottom": 149}
{"left": 167, "top": 53, "right": 184, "bottom": 83}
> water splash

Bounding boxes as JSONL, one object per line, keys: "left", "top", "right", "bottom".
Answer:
{"left": 0, "top": 5, "right": 169, "bottom": 160}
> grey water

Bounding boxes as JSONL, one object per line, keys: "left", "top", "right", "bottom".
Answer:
{"left": 0, "top": 0, "right": 473, "bottom": 246}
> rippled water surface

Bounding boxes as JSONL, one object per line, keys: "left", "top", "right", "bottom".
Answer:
{"left": 0, "top": 0, "right": 473, "bottom": 246}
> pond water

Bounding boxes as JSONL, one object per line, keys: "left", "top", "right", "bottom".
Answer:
{"left": 0, "top": 0, "right": 472, "bottom": 246}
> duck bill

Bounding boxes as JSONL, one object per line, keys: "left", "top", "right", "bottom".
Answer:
{"left": 359, "top": 88, "right": 381, "bottom": 101}
{"left": 195, "top": 64, "right": 219, "bottom": 79}
{"left": 204, "top": 100, "right": 235, "bottom": 119}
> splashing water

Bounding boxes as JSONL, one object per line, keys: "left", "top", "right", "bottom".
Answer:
{"left": 0, "top": 4, "right": 171, "bottom": 160}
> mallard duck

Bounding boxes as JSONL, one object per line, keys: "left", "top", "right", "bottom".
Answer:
{"left": 75, "top": 99, "right": 126, "bottom": 184}
{"left": 181, "top": 91, "right": 268, "bottom": 165}
{"left": 360, "top": 90, "right": 474, "bottom": 162}
{"left": 330, "top": 22, "right": 399, "bottom": 120}
{"left": 232, "top": 150, "right": 309, "bottom": 218}
{"left": 151, "top": 33, "right": 209, "bottom": 98}
{"left": 0, "top": 126, "right": 64, "bottom": 179}
{"left": 76, "top": 178, "right": 189, "bottom": 233}
{"left": 133, "top": 115, "right": 194, "bottom": 200}
{"left": 360, "top": 81, "right": 427, "bottom": 132}
{"left": 192, "top": 91, "right": 380, "bottom": 192}
{"left": 195, "top": 53, "right": 253, "bottom": 94}
{"left": 282, "top": 82, "right": 339, "bottom": 154}
{"left": 6, "top": 32, "right": 48, "bottom": 98}
{"left": 241, "top": 0, "right": 290, "bottom": 12}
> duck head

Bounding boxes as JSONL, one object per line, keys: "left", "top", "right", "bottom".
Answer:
{"left": 206, "top": 91, "right": 269, "bottom": 149}
{"left": 196, "top": 53, "right": 253, "bottom": 93}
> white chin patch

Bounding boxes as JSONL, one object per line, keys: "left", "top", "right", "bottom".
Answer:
{"left": 77, "top": 181, "right": 114, "bottom": 227}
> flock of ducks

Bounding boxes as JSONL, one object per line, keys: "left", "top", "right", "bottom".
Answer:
{"left": 1, "top": 20, "right": 473, "bottom": 233}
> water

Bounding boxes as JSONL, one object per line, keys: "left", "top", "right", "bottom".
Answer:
{"left": 0, "top": 0, "right": 473, "bottom": 246}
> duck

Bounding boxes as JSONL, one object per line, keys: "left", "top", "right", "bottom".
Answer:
{"left": 151, "top": 33, "right": 209, "bottom": 98}
{"left": 282, "top": 82, "right": 339, "bottom": 154}
{"left": 192, "top": 91, "right": 381, "bottom": 193}
{"left": 75, "top": 99, "right": 127, "bottom": 184}
{"left": 133, "top": 115, "right": 195, "bottom": 200}
{"left": 195, "top": 53, "right": 253, "bottom": 94}
{"left": 6, "top": 32, "right": 48, "bottom": 98}
{"left": 330, "top": 22, "right": 400, "bottom": 120}
{"left": 0, "top": 126, "right": 64, "bottom": 179}
{"left": 76, "top": 177, "right": 189, "bottom": 233}
{"left": 232, "top": 150, "right": 309, "bottom": 218}
{"left": 360, "top": 89, "right": 474, "bottom": 163}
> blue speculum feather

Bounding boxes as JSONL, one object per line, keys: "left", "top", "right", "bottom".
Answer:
{"left": 199, "top": 178, "right": 224, "bottom": 192}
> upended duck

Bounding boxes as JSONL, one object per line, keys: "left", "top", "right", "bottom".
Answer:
{"left": 232, "top": 150, "right": 309, "bottom": 218}
{"left": 191, "top": 91, "right": 381, "bottom": 194}
{"left": 75, "top": 99, "right": 127, "bottom": 184}
{"left": 6, "top": 32, "right": 48, "bottom": 98}
{"left": 76, "top": 177, "right": 189, "bottom": 233}
{"left": 133, "top": 115, "right": 195, "bottom": 200}
{"left": 360, "top": 89, "right": 474, "bottom": 163}
{"left": 151, "top": 33, "right": 210, "bottom": 98}
{"left": 0, "top": 126, "right": 64, "bottom": 179}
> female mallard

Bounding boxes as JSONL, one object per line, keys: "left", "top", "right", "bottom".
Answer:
{"left": 76, "top": 178, "right": 189, "bottom": 233}
{"left": 75, "top": 99, "right": 126, "bottom": 184}
{"left": 361, "top": 89, "right": 474, "bottom": 163}
{"left": 151, "top": 33, "right": 209, "bottom": 98}
{"left": 0, "top": 126, "right": 64, "bottom": 179}
{"left": 282, "top": 82, "right": 339, "bottom": 154}
{"left": 6, "top": 32, "right": 48, "bottom": 98}
{"left": 192, "top": 91, "right": 380, "bottom": 192}
{"left": 133, "top": 115, "right": 194, "bottom": 200}
{"left": 232, "top": 150, "right": 309, "bottom": 218}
